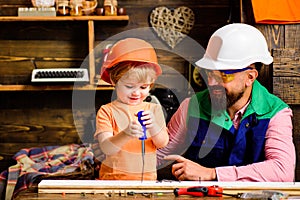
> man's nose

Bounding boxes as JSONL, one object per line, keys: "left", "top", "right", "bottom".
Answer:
{"left": 207, "top": 76, "right": 221, "bottom": 86}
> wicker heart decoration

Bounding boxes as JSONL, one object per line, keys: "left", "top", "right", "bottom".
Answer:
{"left": 150, "top": 6, "right": 195, "bottom": 49}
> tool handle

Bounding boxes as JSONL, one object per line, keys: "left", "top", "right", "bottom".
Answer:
{"left": 174, "top": 186, "right": 223, "bottom": 197}
{"left": 174, "top": 187, "right": 206, "bottom": 197}
{"left": 137, "top": 111, "right": 147, "bottom": 140}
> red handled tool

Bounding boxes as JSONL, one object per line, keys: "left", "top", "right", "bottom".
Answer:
{"left": 174, "top": 185, "right": 242, "bottom": 198}
{"left": 174, "top": 185, "right": 223, "bottom": 197}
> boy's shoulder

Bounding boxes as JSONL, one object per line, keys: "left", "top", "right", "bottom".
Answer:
{"left": 144, "top": 101, "right": 162, "bottom": 109}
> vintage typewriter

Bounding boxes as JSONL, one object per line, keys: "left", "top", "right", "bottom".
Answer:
{"left": 31, "top": 68, "right": 89, "bottom": 83}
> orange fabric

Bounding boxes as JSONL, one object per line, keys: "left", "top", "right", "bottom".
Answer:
{"left": 252, "top": 0, "right": 300, "bottom": 24}
{"left": 95, "top": 101, "right": 167, "bottom": 180}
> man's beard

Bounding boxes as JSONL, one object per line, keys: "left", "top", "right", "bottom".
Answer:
{"left": 209, "top": 86, "right": 244, "bottom": 111}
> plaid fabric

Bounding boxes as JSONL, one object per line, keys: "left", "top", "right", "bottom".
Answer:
{"left": 0, "top": 144, "right": 94, "bottom": 200}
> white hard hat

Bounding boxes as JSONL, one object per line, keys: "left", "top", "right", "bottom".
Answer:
{"left": 195, "top": 23, "right": 273, "bottom": 70}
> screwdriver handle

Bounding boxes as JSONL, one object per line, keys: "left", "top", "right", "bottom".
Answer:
{"left": 137, "top": 111, "right": 147, "bottom": 140}
{"left": 174, "top": 185, "right": 223, "bottom": 197}
{"left": 174, "top": 187, "right": 207, "bottom": 197}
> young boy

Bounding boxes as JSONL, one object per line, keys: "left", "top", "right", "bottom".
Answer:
{"left": 94, "top": 38, "right": 169, "bottom": 180}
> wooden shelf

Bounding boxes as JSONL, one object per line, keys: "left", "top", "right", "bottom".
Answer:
{"left": 0, "top": 84, "right": 114, "bottom": 91}
{"left": 0, "top": 15, "right": 129, "bottom": 21}
{"left": 0, "top": 15, "right": 128, "bottom": 91}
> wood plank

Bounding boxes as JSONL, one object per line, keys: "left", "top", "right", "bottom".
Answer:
{"left": 252, "top": 25, "right": 286, "bottom": 91}
{"left": 272, "top": 48, "right": 300, "bottom": 77}
{"left": 292, "top": 105, "right": 300, "bottom": 137}
{"left": 0, "top": 40, "right": 87, "bottom": 58}
{"left": 14, "top": 192, "right": 232, "bottom": 200}
{"left": 0, "top": 126, "right": 80, "bottom": 143}
{"left": 0, "top": 40, "right": 87, "bottom": 84}
{"left": 0, "top": 21, "right": 89, "bottom": 40}
{"left": 272, "top": 48, "right": 300, "bottom": 104}
{"left": 0, "top": 16, "right": 129, "bottom": 21}
{"left": 285, "top": 25, "right": 300, "bottom": 48}
{"left": 38, "top": 180, "right": 300, "bottom": 196}
{"left": 291, "top": 105, "right": 300, "bottom": 181}
{"left": 88, "top": 20, "right": 95, "bottom": 85}
{"left": 118, "top": 0, "right": 236, "bottom": 6}
{"left": 0, "top": 85, "right": 114, "bottom": 91}
{"left": 256, "top": 25, "right": 285, "bottom": 49}
{"left": 0, "top": 0, "right": 32, "bottom": 5}
{"left": 273, "top": 77, "right": 300, "bottom": 105}
{"left": 0, "top": 109, "right": 81, "bottom": 144}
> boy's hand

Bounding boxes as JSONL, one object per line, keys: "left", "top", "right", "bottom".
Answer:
{"left": 138, "top": 110, "right": 161, "bottom": 136}
{"left": 124, "top": 121, "right": 144, "bottom": 138}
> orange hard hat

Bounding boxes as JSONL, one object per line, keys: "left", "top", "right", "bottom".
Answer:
{"left": 100, "top": 38, "right": 162, "bottom": 84}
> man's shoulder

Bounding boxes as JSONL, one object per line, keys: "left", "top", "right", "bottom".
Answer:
{"left": 251, "top": 81, "right": 289, "bottom": 117}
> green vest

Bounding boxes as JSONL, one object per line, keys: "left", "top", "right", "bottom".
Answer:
{"left": 185, "top": 80, "right": 289, "bottom": 167}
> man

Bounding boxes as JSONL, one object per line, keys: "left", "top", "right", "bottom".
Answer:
{"left": 157, "top": 23, "right": 296, "bottom": 182}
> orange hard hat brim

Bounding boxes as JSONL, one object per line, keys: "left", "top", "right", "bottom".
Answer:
{"left": 100, "top": 38, "right": 162, "bottom": 84}
{"left": 101, "top": 53, "right": 161, "bottom": 84}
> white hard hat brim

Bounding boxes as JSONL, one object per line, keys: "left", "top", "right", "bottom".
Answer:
{"left": 195, "top": 54, "right": 273, "bottom": 70}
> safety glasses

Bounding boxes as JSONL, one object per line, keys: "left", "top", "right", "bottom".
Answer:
{"left": 205, "top": 67, "right": 252, "bottom": 83}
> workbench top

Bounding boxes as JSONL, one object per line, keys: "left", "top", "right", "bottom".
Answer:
{"left": 13, "top": 180, "right": 300, "bottom": 200}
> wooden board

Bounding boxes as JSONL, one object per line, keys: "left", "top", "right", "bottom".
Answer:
{"left": 38, "top": 180, "right": 300, "bottom": 196}
{"left": 272, "top": 48, "right": 300, "bottom": 105}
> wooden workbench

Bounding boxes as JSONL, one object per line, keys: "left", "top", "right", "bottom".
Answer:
{"left": 15, "top": 192, "right": 228, "bottom": 200}
{"left": 13, "top": 180, "right": 300, "bottom": 200}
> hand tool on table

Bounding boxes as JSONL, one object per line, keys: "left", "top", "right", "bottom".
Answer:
{"left": 174, "top": 185, "right": 227, "bottom": 197}
{"left": 174, "top": 185, "right": 288, "bottom": 199}
{"left": 137, "top": 111, "right": 147, "bottom": 182}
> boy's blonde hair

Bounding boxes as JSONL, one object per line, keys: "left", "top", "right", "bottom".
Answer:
{"left": 108, "top": 61, "right": 157, "bottom": 85}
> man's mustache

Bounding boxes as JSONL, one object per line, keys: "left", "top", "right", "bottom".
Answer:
{"left": 208, "top": 85, "right": 226, "bottom": 92}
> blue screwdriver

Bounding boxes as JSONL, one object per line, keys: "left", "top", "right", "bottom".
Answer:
{"left": 137, "top": 111, "right": 147, "bottom": 182}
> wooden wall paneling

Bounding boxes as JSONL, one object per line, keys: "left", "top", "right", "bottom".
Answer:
{"left": 0, "top": 40, "right": 86, "bottom": 84}
{"left": 285, "top": 25, "right": 300, "bottom": 48}
{"left": 0, "top": 90, "right": 113, "bottom": 172}
{"left": 254, "top": 25, "right": 285, "bottom": 92}
{"left": 273, "top": 77, "right": 300, "bottom": 105}
{"left": 255, "top": 25, "right": 285, "bottom": 49}
{"left": 0, "top": 21, "right": 89, "bottom": 85}
{"left": 0, "top": 21, "right": 89, "bottom": 40}
{"left": 272, "top": 47, "right": 300, "bottom": 181}
{"left": 0, "top": 0, "right": 242, "bottom": 176}
{"left": 94, "top": 0, "right": 240, "bottom": 94}
{"left": 0, "top": 108, "right": 81, "bottom": 172}
{"left": 117, "top": 0, "right": 240, "bottom": 47}
{"left": 272, "top": 48, "right": 300, "bottom": 104}
{"left": 240, "top": 1, "right": 285, "bottom": 92}
{"left": 291, "top": 105, "right": 300, "bottom": 181}
{"left": 0, "top": 0, "right": 29, "bottom": 16}
{"left": 0, "top": 22, "right": 88, "bottom": 84}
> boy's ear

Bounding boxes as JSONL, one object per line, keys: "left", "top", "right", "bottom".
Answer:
{"left": 150, "top": 83, "right": 154, "bottom": 88}
{"left": 110, "top": 78, "right": 116, "bottom": 86}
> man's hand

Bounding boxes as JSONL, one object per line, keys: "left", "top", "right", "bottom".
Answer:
{"left": 164, "top": 155, "right": 217, "bottom": 181}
